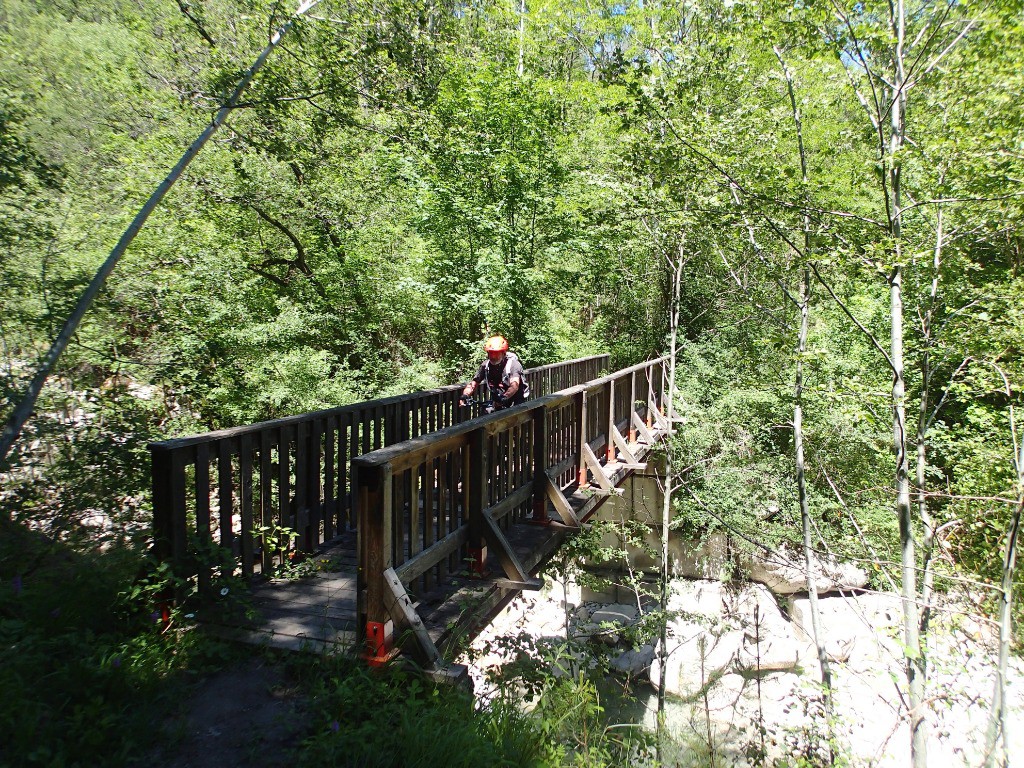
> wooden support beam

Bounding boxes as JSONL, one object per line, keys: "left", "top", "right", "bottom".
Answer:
{"left": 632, "top": 411, "right": 656, "bottom": 446}
{"left": 530, "top": 406, "right": 549, "bottom": 522}
{"left": 383, "top": 567, "right": 444, "bottom": 668}
{"left": 576, "top": 390, "right": 588, "bottom": 487}
{"left": 612, "top": 427, "right": 646, "bottom": 470}
{"left": 482, "top": 511, "right": 542, "bottom": 590}
{"left": 581, "top": 442, "right": 622, "bottom": 496}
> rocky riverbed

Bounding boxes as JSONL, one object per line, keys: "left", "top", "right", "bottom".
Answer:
{"left": 463, "top": 561, "right": 1023, "bottom": 767}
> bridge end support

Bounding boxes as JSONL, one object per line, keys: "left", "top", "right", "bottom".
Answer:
{"left": 363, "top": 620, "right": 400, "bottom": 667}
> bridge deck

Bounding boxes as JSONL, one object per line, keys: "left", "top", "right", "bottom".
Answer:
{"left": 207, "top": 457, "right": 644, "bottom": 655}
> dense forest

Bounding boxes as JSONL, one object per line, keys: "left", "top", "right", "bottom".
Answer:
{"left": 1, "top": 0, "right": 1023, "bottom": 765}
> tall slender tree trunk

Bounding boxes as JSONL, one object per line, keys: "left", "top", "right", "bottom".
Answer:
{"left": 892, "top": 264, "right": 926, "bottom": 766}
{"left": 774, "top": 48, "right": 835, "bottom": 737}
{"left": 795, "top": 267, "right": 834, "bottom": 719}
{"left": 887, "top": 2, "right": 927, "bottom": 762}
{"left": 517, "top": 0, "right": 526, "bottom": 78}
{"left": 985, "top": 375, "right": 1022, "bottom": 768}
{"left": 657, "top": 241, "right": 683, "bottom": 758}
{"left": 917, "top": 207, "right": 943, "bottom": 636}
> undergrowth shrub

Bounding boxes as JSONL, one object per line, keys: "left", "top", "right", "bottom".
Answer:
{"left": 294, "top": 657, "right": 552, "bottom": 768}
{"left": 0, "top": 522, "right": 234, "bottom": 768}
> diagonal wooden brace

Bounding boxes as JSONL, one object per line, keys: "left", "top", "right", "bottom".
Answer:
{"left": 482, "top": 512, "right": 542, "bottom": 590}
{"left": 383, "top": 567, "right": 443, "bottom": 669}
{"left": 545, "top": 474, "right": 581, "bottom": 527}
{"left": 611, "top": 427, "right": 646, "bottom": 469}
{"left": 652, "top": 405, "right": 672, "bottom": 432}
{"left": 632, "top": 411, "right": 656, "bottom": 445}
{"left": 582, "top": 442, "right": 623, "bottom": 496}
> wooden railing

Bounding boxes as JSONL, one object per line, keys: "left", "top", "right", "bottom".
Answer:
{"left": 149, "top": 354, "right": 609, "bottom": 587}
{"left": 352, "top": 357, "right": 668, "bottom": 665}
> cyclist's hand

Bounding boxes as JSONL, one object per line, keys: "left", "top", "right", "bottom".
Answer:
{"left": 460, "top": 395, "right": 473, "bottom": 407}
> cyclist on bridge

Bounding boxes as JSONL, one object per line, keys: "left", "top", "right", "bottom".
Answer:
{"left": 460, "top": 336, "right": 531, "bottom": 410}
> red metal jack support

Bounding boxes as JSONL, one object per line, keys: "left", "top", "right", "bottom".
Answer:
{"left": 363, "top": 620, "right": 398, "bottom": 667}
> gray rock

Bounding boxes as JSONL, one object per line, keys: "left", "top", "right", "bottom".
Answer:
{"left": 610, "top": 644, "right": 656, "bottom": 676}
{"left": 739, "top": 547, "right": 868, "bottom": 596}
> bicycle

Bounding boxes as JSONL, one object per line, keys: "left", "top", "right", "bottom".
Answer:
{"left": 459, "top": 393, "right": 510, "bottom": 416}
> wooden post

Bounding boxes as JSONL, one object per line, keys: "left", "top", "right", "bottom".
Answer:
{"left": 194, "top": 443, "right": 211, "bottom": 598}
{"left": 356, "top": 460, "right": 396, "bottom": 664}
{"left": 239, "top": 433, "right": 254, "bottom": 578}
{"left": 577, "top": 390, "right": 589, "bottom": 488}
{"left": 530, "top": 405, "right": 550, "bottom": 524}
{"left": 217, "top": 439, "right": 234, "bottom": 575}
{"left": 150, "top": 445, "right": 187, "bottom": 616}
{"left": 629, "top": 371, "right": 637, "bottom": 444}
{"left": 605, "top": 379, "right": 615, "bottom": 462}
{"left": 323, "top": 417, "right": 335, "bottom": 541}
{"left": 259, "top": 430, "right": 274, "bottom": 574}
{"left": 467, "top": 426, "right": 489, "bottom": 574}
{"left": 151, "top": 446, "right": 178, "bottom": 564}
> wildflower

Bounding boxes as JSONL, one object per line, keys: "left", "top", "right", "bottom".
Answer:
{"left": 184, "top": 613, "right": 195, "bottom": 619}
{"left": 112, "top": 656, "right": 122, "bottom": 668}
{"left": 150, "top": 610, "right": 161, "bottom": 624}
{"left": 50, "top": 608, "right": 61, "bottom": 618}
{"left": 330, "top": 721, "right": 340, "bottom": 733}
{"left": 11, "top": 574, "right": 22, "bottom": 596}
{"left": 220, "top": 587, "right": 229, "bottom": 597}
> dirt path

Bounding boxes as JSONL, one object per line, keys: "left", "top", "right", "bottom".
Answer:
{"left": 150, "top": 657, "right": 308, "bottom": 768}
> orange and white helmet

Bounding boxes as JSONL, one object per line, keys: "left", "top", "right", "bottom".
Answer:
{"left": 484, "top": 336, "right": 509, "bottom": 353}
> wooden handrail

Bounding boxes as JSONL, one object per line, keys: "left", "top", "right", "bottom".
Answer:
{"left": 149, "top": 354, "right": 610, "bottom": 587}
{"left": 352, "top": 356, "right": 668, "bottom": 664}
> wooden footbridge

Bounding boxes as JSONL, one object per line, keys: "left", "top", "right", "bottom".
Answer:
{"left": 150, "top": 354, "right": 670, "bottom": 676}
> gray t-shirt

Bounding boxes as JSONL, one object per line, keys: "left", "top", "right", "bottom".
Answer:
{"left": 473, "top": 352, "right": 531, "bottom": 404}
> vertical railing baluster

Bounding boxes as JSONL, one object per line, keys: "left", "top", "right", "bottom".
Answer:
{"left": 467, "top": 426, "right": 488, "bottom": 576}
{"left": 194, "top": 443, "right": 211, "bottom": 596}
{"left": 240, "top": 434, "right": 254, "bottom": 578}
{"left": 259, "top": 430, "right": 273, "bottom": 575}
{"left": 437, "top": 453, "right": 448, "bottom": 580}
{"left": 324, "top": 416, "right": 336, "bottom": 541}
{"left": 309, "top": 419, "right": 323, "bottom": 548}
{"left": 336, "top": 414, "right": 348, "bottom": 530}
{"left": 394, "top": 467, "right": 407, "bottom": 568}
{"left": 295, "top": 421, "right": 309, "bottom": 550}
{"left": 278, "top": 426, "right": 292, "bottom": 553}
{"left": 217, "top": 440, "right": 234, "bottom": 577}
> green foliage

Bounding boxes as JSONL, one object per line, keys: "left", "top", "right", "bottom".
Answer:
{"left": 472, "top": 631, "right": 657, "bottom": 767}
{"left": 0, "top": 522, "right": 233, "bottom": 768}
{"left": 295, "top": 659, "right": 551, "bottom": 768}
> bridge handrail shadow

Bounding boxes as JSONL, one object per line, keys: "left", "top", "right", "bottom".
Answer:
{"left": 148, "top": 355, "right": 609, "bottom": 594}
{"left": 352, "top": 356, "right": 670, "bottom": 669}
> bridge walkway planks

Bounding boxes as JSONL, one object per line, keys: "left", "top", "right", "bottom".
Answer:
{"left": 208, "top": 455, "right": 649, "bottom": 656}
